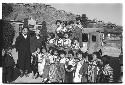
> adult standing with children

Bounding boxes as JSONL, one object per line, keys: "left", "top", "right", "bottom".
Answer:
{"left": 15, "top": 24, "right": 31, "bottom": 77}
{"left": 30, "top": 28, "right": 45, "bottom": 54}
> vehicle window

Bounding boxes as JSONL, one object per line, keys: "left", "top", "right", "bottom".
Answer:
{"left": 92, "top": 35, "right": 96, "bottom": 42}
{"left": 82, "top": 33, "right": 88, "bottom": 42}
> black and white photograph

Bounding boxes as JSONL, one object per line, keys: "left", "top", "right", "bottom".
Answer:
{"left": 1, "top": 1, "right": 123, "bottom": 84}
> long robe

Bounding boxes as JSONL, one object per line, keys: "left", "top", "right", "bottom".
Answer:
{"left": 15, "top": 34, "right": 31, "bottom": 73}
{"left": 30, "top": 36, "right": 44, "bottom": 53}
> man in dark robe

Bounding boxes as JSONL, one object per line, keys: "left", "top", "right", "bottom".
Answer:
{"left": 15, "top": 27, "right": 31, "bottom": 77}
{"left": 30, "top": 28, "right": 44, "bottom": 54}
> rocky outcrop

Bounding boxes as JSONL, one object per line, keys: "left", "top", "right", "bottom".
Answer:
{"left": 4, "top": 3, "right": 76, "bottom": 32}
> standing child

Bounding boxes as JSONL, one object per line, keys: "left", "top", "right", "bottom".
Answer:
{"left": 65, "top": 50, "right": 76, "bottom": 83}
{"left": 32, "top": 47, "right": 43, "bottom": 79}
{"left": 71, "top": 38, "right": 80, "bottom": 58}
{"left": 101, "top": 55, "right": 114, "bottom": 83}
{"left": 79, "top": 52, "right": 90, "bottom": 83}
{"left": 58, "top": 50, "right": 67, "bottom": 82}
{"left": 41, "top": 47, "right": 50, "bottom": 82}
{"left": 4, "top": 47, "right": 15, "bottom": 83}
{"left": 74, "top": 50, "right": 85, "bottom": 83}
{"left": 48, "top": 47, "right": 54, "bottom": 64}
{"left": 49, "top": 48, "right": 61, "bottom": 83}
{"left": 87, "top": 52, "right": 102, "bottom": 83}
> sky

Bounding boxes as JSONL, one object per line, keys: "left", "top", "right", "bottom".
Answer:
{"left": 47, "top": 3, "right": 122, "bottom": 26}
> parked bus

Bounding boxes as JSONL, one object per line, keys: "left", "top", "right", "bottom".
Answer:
{"left": 81, "top": 28, "right": 104, "bottom": 54}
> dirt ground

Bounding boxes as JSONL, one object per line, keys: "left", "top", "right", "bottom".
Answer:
{"left": 13, "top": 73, "right": 42, "bottom": 83}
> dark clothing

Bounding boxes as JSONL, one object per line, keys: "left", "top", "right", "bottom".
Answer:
{"left": 31, "top": 55, "right": 38, "bottom": 75}
{"left": 65, "top": 70, "right": 73, "bottom": 83}
{"left": 57, "top": 32, "right": 64, "bottom": 39}
{"left": 15, "top": 34, "right": 31, "bottom": 73}
{"left": 3, "top": 53, "right": 15, "bottom": 83}
{"left": 58, "top": 63, "right": 65, "bottom": 82}
{"left": 79, "top": 62, "right": 89, "bottom": 82}
{"left": 109, "top": 57, "right": 120, "bottom": 82}
{"left": 5, "top": 67, "right": 14, "bottom": 82}
{"left": 4, "top": 53, "right": 15, "bottom": 67}
{"left": 30, "top": 36, "right": 44, "bottom": 53}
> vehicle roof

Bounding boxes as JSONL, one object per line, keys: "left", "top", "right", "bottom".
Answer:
{"left": 82, "top": 28, "right": 104, "bottom": 33}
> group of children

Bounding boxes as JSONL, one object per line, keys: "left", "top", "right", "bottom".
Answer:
{"left": 30, "top": 44, "right": 114, "bottom": 83}
{"left": 2, "top": 19, "right": 115, "bottom": 83}
{"left": 47, "top": 20, "right": 83, "bottom": 50}
{"left": 38, "top": 18, "right": 114, "bottom": 84}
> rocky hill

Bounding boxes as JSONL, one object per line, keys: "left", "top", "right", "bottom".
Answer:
{"left": 3, "top": 3, "right": 76, "bottom": 32}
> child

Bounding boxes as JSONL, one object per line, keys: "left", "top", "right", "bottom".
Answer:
{"left": 65, "top": 50, "right": 76, "bottom": 83}
{"left": 47, "top": 33, "right": 55, "bottom": 45}
{"left": 48, "top": 47, "right": 54, "bottom": 64}
{"left": 57, "top": 38, "right": 64, "bottom": 48}
{"left": 67, "top": 20, "right": 75, "bottom": 33}
{"left": 4, "top": 47, "right": 15, "bottom": 83}
{"left": 48, "top": 47, "right": 58, "bottom": 64}
{"left": 31, "top": 48, "right": 38, "bottom": 79}
{"left": 72, "top": 38, "right": 80, "bottom": 50}
{"left": 56, "top": 20, "right": 63, "bottom": 34}
{"left": 87, "top": 52, "right": 102, "bottom": 83}
{"left": 63, "top": 33, "right": 71, "bottom": 49}
{"left": 74, "top": 50, "right": 85, "bottom": 83}
{"left": 61, "top": 21, "right": 68, "bottom": 33}
{"left": 101, "top": 55, "right": 114, "bottom": 83}
{"left": 49, "top": 48, "right": 61, "bottom": 83}
{"left": 32, "top": 47, "right": 43, "bottom": 78}
{"left": 56, "top": 20, "right": 64, "bottom": 38}
{"left": 41, "top": 46, "right": 50, "bottom": 82}
{"left": 52, "top": 48, "right": 59, "bottom": 62}
{"left": 71, "top": 38, "right": 80, "bottom": 58}
{"left": 58, "top": 50, "right": 67, "bottom": 82}
{"left": 79, "top": 52, "right": 90, "bottom": 83}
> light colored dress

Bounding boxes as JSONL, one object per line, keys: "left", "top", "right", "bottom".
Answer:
{"left": 38, "top": 53, "right": 46, "bottom": 75}
{"left": 11, "top": 48, "right": 18, "bottom": 64}
{"left": 74, "top": 59, "right": 85, "bottom": 83}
